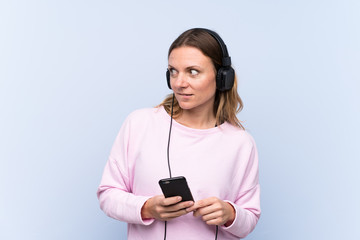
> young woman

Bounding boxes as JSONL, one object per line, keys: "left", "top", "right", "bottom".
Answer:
{"left": 97, "top": 28, "right": 260, "bottom": 239}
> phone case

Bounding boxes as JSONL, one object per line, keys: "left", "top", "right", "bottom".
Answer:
{"left": 158, "top": 176, "right": 194, "bottom": 202}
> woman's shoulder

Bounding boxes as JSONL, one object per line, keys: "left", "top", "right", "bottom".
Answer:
{"left": 127, "top": 107, "right": 158, "bottom": 117}
{"left": 124, "top": 106, "right": 166, "bottom": 125}
{"left": 128, "top": 106, "right": 163, "bottom": 118}
{"left": 222, "top": 122, "right": 257, "bottom": 145}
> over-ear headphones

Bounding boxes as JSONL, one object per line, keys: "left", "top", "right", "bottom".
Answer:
{"left": 166, "top": 28, "right": 235, "bottom": 91}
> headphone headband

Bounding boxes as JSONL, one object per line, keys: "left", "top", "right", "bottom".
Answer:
{"left": 194, "top": 28, "right": 231, "bottom": 67}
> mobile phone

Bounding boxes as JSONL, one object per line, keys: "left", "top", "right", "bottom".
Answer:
{"left": 158, "top": 176, "right": 194, "bottom": 202}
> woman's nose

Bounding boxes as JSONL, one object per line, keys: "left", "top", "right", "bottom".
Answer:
{"left": 172, "top": 72, "right": 189, "bottom": 88}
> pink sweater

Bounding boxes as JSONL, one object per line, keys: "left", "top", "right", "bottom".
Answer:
{"left": 97, "top": 107, "right": 260, "bottom": 239}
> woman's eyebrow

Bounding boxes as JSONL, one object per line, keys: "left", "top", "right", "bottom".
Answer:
{"left": 168, "top": 65, "right": 201, "bottom": 69}
{"left": 185, "top": 65, "right": 201, "bottom": 69}
{"left": 168, "top": 64, "right": 177, "bottom": 70}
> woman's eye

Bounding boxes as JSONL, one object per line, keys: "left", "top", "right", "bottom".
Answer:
{"left": 190, "top": 69, "right": 199, "bottom": 76}
{"left": 169, "top": 68, "right": 177, "bottom": 76}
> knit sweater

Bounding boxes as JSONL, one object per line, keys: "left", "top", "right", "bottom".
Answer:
{"left": 97, "top": 107, "right": 260, "bottom": 239}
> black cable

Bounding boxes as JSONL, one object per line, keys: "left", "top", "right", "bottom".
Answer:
{"left": 215, "top": 225, "right": 218, "bottom": 240}
{"left": 164, "top": 94, "right": 175, "bottom": 240}
{"left": 166, "top": 93, "right": 175, "bottom": 178}
{"left": 164, "top": 93, "right": 219, "bottom": 240}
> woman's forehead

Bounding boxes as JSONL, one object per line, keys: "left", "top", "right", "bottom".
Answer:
{"left": 168, "top": 46, "right": 212, "bottom": 67}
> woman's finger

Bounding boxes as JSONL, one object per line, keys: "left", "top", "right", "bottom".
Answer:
{"left": 165, "top": 201, "right": 194, "bottom": 212}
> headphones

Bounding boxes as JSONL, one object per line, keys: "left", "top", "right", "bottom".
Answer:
{"left": 166, "top": 28, "right": 235, "bottom": 92}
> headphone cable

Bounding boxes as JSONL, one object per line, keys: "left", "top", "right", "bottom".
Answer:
{"left": 164, "top": 93, "right": 219, "bottom": 240}
{"left": 166, "top": 93, "right": 174, "bottom": 178}
{"left": 215, "top": 225, "right": 218, "bottom": 240}
{"left": 164, "top": 93, "right": 175, "bottom": 240}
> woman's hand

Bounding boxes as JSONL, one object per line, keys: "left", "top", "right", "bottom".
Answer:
{"left": 141, "top": 195, "right": 194, "bottom": 221}
{"left": 186, "top": 197, "right": 236, "bottom": 226}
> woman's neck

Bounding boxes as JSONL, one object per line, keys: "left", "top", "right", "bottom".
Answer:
{"left": 176, "top": 109, "right": 216, "bottom": 129}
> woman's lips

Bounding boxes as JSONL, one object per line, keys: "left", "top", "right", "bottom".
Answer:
{"left": 177, "top": 93, "right": 193, "bottom": 99}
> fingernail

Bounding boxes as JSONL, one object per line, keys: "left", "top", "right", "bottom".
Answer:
{"left": 177, "top": 196, "right": 182, "bottom": 201}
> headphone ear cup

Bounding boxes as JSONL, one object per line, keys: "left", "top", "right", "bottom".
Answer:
{"left": 166, "top": 69, "right": 172, "bottom": 89}
{"left": 216, "top": 67, "right": 235, "bottom": 91}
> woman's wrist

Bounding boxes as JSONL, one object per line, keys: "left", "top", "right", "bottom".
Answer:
{"left": 141, "top": 199, "right": 153, "bottom": 220}
{"left": 224, "top": 202, "right": 236, "bottom": 227}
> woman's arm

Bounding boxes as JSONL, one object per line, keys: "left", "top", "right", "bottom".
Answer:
{"left": 186, "top": 134, "right": 261, "bottom": 238}
{"left": 97, "top": 157, "right": 154, "bottom": 225}
{"left": 97, "top": 116, "right": 155, "bottom": 225}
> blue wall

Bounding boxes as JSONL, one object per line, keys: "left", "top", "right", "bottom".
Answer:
{"left": 1, "top": 1, "right": 359, "bottom": 239}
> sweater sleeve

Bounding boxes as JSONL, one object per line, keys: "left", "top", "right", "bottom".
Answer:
{"left": 97, "top": 116, "right": 155, "bottom": 225}
{"left": 221, "top": 136, "right": 261, "bottom": 238}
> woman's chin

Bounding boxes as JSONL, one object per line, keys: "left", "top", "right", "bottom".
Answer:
{"left": 178, "top": 102, "right": 194, "bottom": 110}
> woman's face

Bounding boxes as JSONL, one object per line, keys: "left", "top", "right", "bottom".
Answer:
{"left": 168, "top": 46, "right": 217, "bottom": 115}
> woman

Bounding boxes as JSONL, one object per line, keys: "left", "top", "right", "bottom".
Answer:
{"left": 97, "top": 28, "right": 260, "bottom": 239}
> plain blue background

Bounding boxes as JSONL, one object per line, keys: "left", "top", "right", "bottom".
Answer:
{"left": 1, "top": 1, "right": 359, "bottom": 239}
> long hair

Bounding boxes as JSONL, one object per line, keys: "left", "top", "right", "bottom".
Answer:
{"left": 158, "top": 28, "right": 244, "bottom": 129}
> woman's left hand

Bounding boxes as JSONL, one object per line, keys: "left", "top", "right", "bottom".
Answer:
{"left": 186, "top": 197, "right": 235, "bottom": 226}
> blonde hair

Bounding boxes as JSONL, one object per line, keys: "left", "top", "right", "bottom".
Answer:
{"left": 158, "top": 28, "right": 244, "bottom": 129}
